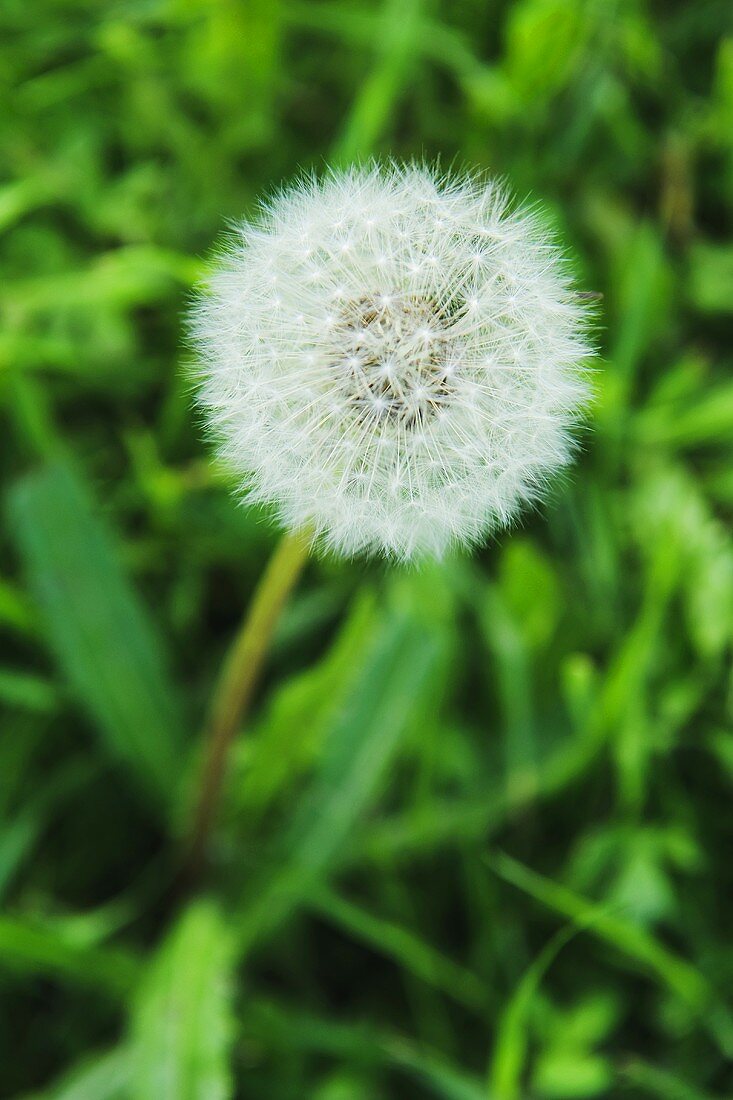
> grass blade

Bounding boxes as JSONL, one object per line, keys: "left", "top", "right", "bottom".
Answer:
{"left": 129, "top": 900, "right": 234, "bottom": 1100}
{"left": 19, "top": 1048, "right": 132, "bottom": 1100}
{"left": 8, "top": 461, "right": 187, "bottom": 812}
{"left": 488, "top": 851, "right": 733, "bottom": 1058}
{"left": 0, "top": 915, "right": 138, "bottom": 998}
{"left": 307, "top": 883, "right": 487, "bottom": 1010}
{"left": 235, "top": 607, "right": 442, "bottom": 952}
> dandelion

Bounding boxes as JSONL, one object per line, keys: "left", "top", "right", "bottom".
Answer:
{"left": 183, "top": 163, "right": 596, "bottom": 879}
{"left": 190, "top": 162, "right": 594, "bottom": 561}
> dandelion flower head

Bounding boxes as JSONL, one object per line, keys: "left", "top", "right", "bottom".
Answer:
{"left": 191, "top": 162, "right": 594, "bottom": 560}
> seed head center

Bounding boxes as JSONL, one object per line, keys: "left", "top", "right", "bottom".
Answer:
{"left": 332, "top": 293, "right": 454, "bottom": 427}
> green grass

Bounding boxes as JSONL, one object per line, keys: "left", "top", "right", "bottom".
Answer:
{"left": 2, "top": 0, "right": 733, "bottom": 1096}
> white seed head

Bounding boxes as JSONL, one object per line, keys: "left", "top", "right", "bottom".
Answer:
{"left": 190, "top": 162, "right": 595, "bottom": 560}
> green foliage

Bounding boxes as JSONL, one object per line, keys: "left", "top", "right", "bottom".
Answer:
{"left": 9, "top": 461, "right": 187, "bottom": 811}
{"left": 129, "top": 901, "right": 235, "bottom": 1100}
{"left": 2, "top": 0, "right": 733, "bottom": 1097}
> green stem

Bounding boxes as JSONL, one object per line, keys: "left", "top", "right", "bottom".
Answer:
{"left": 182, "top": 528, "right": 311, "bottom": 883}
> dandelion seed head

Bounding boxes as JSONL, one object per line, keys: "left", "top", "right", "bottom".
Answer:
{"left": 190, "top": 162, "right": 595, "bottom": 560}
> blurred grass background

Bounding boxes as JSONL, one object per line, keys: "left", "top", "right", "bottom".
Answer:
{"left": 2, "top": 0, "right": 733, "bottom": 1096}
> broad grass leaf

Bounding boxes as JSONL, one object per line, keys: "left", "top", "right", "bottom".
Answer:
{"left": 232, "top": 593, "right": 380, "bottom": 824}
{"left": 130, "top": 900, "right": 234, "bottom": 1100}
{"left": 8, "top": 461, "right": 187, "bottom": 812}
{"left": 235, "top": 606, "right": 443, "bottom": 951}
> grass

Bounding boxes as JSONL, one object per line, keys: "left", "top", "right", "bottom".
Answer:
{"left": 2, "top": 0, "right": 733, "bottom": 1096}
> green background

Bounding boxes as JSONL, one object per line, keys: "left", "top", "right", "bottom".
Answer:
{"left": 2, "top": 0, "right": 733, "bottom": 1096}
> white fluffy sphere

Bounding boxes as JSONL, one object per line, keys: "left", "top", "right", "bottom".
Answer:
{"left": 190, "top": 163, "right": 594, "bottom": 560}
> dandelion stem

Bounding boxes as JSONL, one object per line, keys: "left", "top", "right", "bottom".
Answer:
{"left": 182, "top": 527, "right": 311, "bottom": 884}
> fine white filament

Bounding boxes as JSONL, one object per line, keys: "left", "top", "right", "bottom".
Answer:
{"left": 191, "top": 163, "right": 593, "bottom": 560}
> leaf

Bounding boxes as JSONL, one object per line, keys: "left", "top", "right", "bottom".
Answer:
{"left": 490, "top": 926, "right": 578, "bottom": 1099}
{"left": 8, "top": 461, "right": 187, "bottom": 811}
{"left": 246, "top": 1000, "right": 488, "bottom": 1100}
{"left": 0, "top": 756, "right": 98, "bottom": 903}
{"left": 233, "top": 593, "right": 379, "bottom": 824}
{"left": 129, "top": 900, "right": 235, "bottom": 1100}
{"left": 638, "top": 380, "right": 733, "bottom": 448}
{"left": 307, "top": 883, "right": 486, "bottom": 1010}
{"left": 504, "top": 0, "right": 589, "bottom": 100}
{"left": 332, "top": 0, "right": 426, "bottom": 161}
{"left": 235, "top": 606, "right": 443, "bottom": 952}
{"left": 478, "top": 582, "right": 537, "bottom": 791}
{"left": 620, "top": 1059, "right": 723, "bottom": 1100}
{"left": 488, "top": 851, "right": 733, "bottom": 1058}
{"left": 0, "top": 813, "right": 39, "bottom": 900}
{"left": 0, "top": 667, "right": 58, "bottom": 713}
{"left": 4, "top": 246, "right": 200, "bottom": 316}
{"left": 0, "top": 915, "right": 138, "bottom": 998}
{"left": 609, "top": 222, "right": 671, "bottom": 383}
{"left": 688, "top": 243, "right": 733, "bottom": 313}
{"left": 384, "top": 1037, "right": 488, "bottom": 1100}
{"left": 533, "top": 1050, "right": 611, "bottom": 1097}
{"left": 19, "top": 1048, "right": 132, "bottom": 1100}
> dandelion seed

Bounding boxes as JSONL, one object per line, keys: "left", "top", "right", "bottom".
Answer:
{"left": 190, "top": 162, "right": 595, "bottom": 560}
